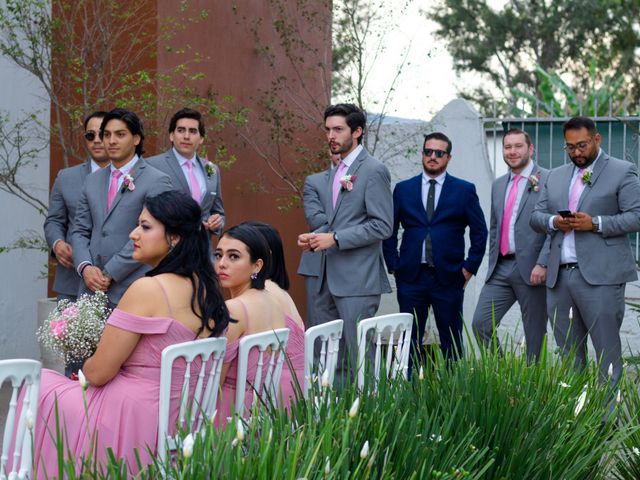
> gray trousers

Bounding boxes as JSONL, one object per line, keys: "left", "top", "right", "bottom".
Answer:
{"left": 303, "top": 275, "right": 319, "bottom": 328}
{"left": 547, "top": 266, "right": 625, "bottom": 384}
{"left": 472, "top": 258, "right": 548, "bottom": 362}
{"left": 314, "top": 279, "right": 380, "bottom": 387}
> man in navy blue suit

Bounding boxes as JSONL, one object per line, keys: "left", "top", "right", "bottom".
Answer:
{"left": 383, "top": 132, "right": 487, "bottom": 363}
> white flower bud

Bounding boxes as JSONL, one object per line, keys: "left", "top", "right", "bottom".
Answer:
{"left": 236, "top": 418, "right": 245, "bottom": 442}
{"left": 182, "top": 433, "right": 194, "bottom": 458}
{"left": 418, "top": 366, "right": 424, "bottom": 380}
{"left": 568, "top": 307, "right": 573, "bottom": 321}
{"left": 324, "top": 457, "right": 331, "bottom": 475}
{"left": 78, "top": 369, "right": 89, "bottom": 390}
{"left": 607, "top": 363, "right": 613, "bottom": 378}
{"left": 360, "top": 440, "right": 370, "bottom": 459}
{"left": 321, "top": 369, "right": 330, "bottom": 389}
{"left": 348, "top": 397, "right": 360, "bottom": 418}
{"left": 574, "top": 390, "right": 587, "bottom": 416}
{"left": 25, "top": 409, "right": 34, "bottom": 431}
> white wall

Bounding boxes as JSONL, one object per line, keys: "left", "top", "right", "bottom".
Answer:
{"left": 0, "top": 57, "right": 50, "bottom": 360}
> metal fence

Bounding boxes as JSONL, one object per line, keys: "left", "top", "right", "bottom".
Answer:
{"left": 482, "top": 104, "right": 640, "bottom": 262}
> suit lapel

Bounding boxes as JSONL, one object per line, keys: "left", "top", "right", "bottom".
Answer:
{"left": 98, "top": 167, "right": 110, "bottom": 219}
{"left": 329, "top": 150, "right": 366, "bottom": 223}
{"left": 577, "top": 154, "right": 607, "bottom": 210}
{"left": 167, "top": 150, "right": 190, "bottom": 192}
{"left": 495, "top": 174, "right": 509, "bottom": 227}
{"left": 514, "top": 168, "right": 539, "bottom": 222}
{"left": 104, "top": 158, "right": 144, "bottom": 223}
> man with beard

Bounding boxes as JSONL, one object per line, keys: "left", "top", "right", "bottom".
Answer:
{"left": 531, "top": 116, "right": 640, "bottom": 384}
{"left": 383, "top": 132, "right": 487, "bottom": 366}
{"left": 297, "top": 103, "right": 392, "bottom": 384}
{"left": 472, "top": 128, "right": 549, "bottom": 363}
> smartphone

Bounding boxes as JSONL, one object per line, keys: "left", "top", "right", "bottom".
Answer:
{"left": 557, "top": 210, "right": 575, "bottom": 218}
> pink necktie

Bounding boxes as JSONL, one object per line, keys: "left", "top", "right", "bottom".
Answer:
{"left": 568, "top": 168, "right": 586, "bottom": 211}
{"left": 107, "top": 170, "right": 122, "bottom": 210}
{"left": 332, "top": 161, "right": 347, "bottom": 208}
{"left": 185, "top": 160, "right": 201, "bottom": 204}
{"left": 499, "top": 174, "right": 522, "bottom": 256}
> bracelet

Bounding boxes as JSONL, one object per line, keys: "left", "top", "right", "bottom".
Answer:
{"left": 79, "top": 263, "right": 92, "bottom": 277}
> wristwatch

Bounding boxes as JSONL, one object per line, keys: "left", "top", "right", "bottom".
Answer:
{"left": 333, "top": 231, "right": 340, "bottom": 247}
{"left": 591, "top": 218, "right": 599, "bottom": 233}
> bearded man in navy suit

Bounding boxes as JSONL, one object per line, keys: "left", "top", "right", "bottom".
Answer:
{"left": 383, "top": 132, "right": 487, "bottom": 364}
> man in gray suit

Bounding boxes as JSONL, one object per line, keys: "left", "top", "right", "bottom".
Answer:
{"left": 44, "top": 111, "right": 109, "bottom": 302}
{"left": 72, "top": 108, "right": 172, "bottom": 306}
{"left": 298, "top": 103, "right": 393, "bottom": 382}
{"left": 531, "top": 116, "right": 640, "bottom": 384}
{"left": 147, "top": 108, "right": 225, "bottom": 235}
{"left": 297, "top": 153, "right": 341, "bottom": 327}
{"left": 472, "top": 128, "right": 549, "bottom": 362}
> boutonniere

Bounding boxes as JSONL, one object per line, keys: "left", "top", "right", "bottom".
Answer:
{"left": 120, "top": 173, "right": 135, "bottom": 193}
{"left": 340, "top": 174, "right": 356, "bottom": 192}
{"left": 581, "top": 170, "right": 592, "bottom": 185}
{"left": 527, "top": 172, "right": 540, "bottom": 192}
{"left": 203, "top": 158, "right": 216, "bottom": 178}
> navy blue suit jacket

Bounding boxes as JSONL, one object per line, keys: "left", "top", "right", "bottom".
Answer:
{"left": 383, "top": 172, "right": 488, "bottom": 286}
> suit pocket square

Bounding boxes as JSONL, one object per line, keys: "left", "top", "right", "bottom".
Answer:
{"left": 209, "top": 192, "right": 216, "bottom": 196}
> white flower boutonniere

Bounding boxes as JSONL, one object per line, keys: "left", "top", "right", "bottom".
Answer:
{"left": 340, "top": 174, "right": 356, "bottom": 192}
{"left": 581, "top": 170, "right": 592, "bottom": 185}
{"left": 204, "top": 159, "right": 216, "bottom": 178}
{"left": 528, "top": 172, "right": 540, "bottom": 192}
{"left": 121, "top": 173, "right": 135, "bottom": 193}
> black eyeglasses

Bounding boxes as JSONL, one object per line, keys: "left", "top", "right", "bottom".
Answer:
{"left": 563, "top": 138, "right": 593, "bottom": 153}
{"left": 84, "top": 131, "right": 99, "bottom": 142}
{"left": 423, "top": 148, "right": 448, "bottom": 158}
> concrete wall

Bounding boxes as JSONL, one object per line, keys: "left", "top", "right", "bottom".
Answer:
{"left": 0, "top": 57, "right": 50, "bottom": 360}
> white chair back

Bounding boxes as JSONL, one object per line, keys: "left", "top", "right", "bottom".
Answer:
{"left": 357, "top": 313, "right": 413, "bottom": 391}
{"left": 157, "top": 337, "right": 227, "bottom": 463}
{"left": 0, "top": 359, "right": 41, "bottom": 480}
{"left": 235, "top": 328, "right": 290, "bottom": 418}
{"left": 303, "top": 320, "right": 343, "bottom": 398}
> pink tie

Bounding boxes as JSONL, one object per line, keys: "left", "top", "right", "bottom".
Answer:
{"left": 499, "top": 174, "right": 522, "bottom": 256}
{"left": 185, "top": 160, "right": 201, "bottom": 204}
{"left": 332, "top": 161, "right": 347, "bottom": 208}
{"left": 568, "top": 168, "right": 586, "bottom": 211}
{"left": 107, "top": 170, "right": 122, "bottom": 210}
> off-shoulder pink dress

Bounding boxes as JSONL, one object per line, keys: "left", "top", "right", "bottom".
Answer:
{"left": 32, "top": 308, "right": 200, "bottom": 477}
{"left": 216, "top": 303, "right": 305, "bottom": 427}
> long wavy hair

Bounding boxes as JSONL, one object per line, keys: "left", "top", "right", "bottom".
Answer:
{"left": 144, "top": 191, "right": 230, "bottom": 336}
{"left": 241, "top": 220, "right": 290, "bottom": 290}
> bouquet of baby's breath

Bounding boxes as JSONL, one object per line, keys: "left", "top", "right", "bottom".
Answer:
{"left": 37, "top": 291, "right": 111, "bottom": 363}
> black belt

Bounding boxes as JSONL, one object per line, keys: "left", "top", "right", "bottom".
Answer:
{"left": 420, "top": 263, "right": 435, "bottom": 269}
{"left": 499, "top": 253, "right": 516, "bottom": 260}
{"left": 560, "top": 263, "right": 579, "bottom": 270}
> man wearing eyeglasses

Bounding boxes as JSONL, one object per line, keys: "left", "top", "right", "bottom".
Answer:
{"left": 44, "top": 111, "right": 110, "bottom": 304}
{"left": 531, "top": 116, "right": 640, "bottom": 385}
{"left": 472, "top": 128, "right": 549, "bottom": 363}
{"left": 147, "top": 108, "right": 225, "bottom": 236}
{"left": 383, "top": 132, "right": 487, "bottom": 365}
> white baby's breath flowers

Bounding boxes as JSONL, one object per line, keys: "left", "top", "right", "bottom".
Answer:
{"left": 574, "top": 390, "right": 587, "bottom": 416}
{"left": 348, "top": 397, "right": 360, "bottom": 418}
{"left": 360, "top": 440, "right": 370, "bottom": 459}
{"left": 182, "top": 433, "right": 194, "bottom": 458}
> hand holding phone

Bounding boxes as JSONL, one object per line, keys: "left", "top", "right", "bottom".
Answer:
{"left": 557, "top": 210, "right": 575, "bottom": 218}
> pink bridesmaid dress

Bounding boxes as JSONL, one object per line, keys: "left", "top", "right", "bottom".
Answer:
{"left": 32, "top": 308, "right": 201, "bottom": 477}
{"left": 215, "top": 302, "right": 305, "bottom": 428}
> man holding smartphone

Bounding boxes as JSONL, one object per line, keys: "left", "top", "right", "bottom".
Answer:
{"left": 531, "top": 116, "right": 640, "bottom": 385}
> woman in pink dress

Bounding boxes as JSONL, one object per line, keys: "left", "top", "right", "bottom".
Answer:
{"left": 214, "top": 223, "right": 305, "bottom": 426}
{"left": 32, "top": 191, "right": 230, "bottom": 477}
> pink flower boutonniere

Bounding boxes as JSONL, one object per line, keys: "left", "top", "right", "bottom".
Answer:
{"left": 121, "top": 173, "right": 135, "bottom": 193}
{"left": 340, "top": 174, "right": 356, "bottom": 192}
{"left": 204, "top": 159, "right": 216, "bottom": 178}
{"left": 581, "top": 170, "right": 592, "bottom": 186}
{"left": 528, "top": 172, "right": 540, "bottom": 192}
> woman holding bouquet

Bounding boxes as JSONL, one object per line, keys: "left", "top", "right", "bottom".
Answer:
{"left": 31, "top": 191, "right": 230, "bottom": 476}
{"left": 213, "top": 223, "right": 305, "bottom": 426}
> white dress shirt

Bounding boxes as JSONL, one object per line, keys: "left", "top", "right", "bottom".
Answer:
{"left": 502, "top": 161, "right": 534, "bottom": 254}
{"left": 109, "top": 155, "right": 138, "bottom": 191}
{"left": 421, "top": 171, "right": 446, "bottom": 263}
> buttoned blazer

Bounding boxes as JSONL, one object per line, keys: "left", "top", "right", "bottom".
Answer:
{"left": 71, "top": 158, "right": 172, "bottom": 303}
{"left": 530, "top": 153, "right": 640, "bottom": 287}
{"left": 297, "top": 171, "right": 328, "bottom": 277}
{"left": 44, "top": 160, "right": 92, "bottom": 296}
{"left": 146, "top": 149, "right": 225, "bottom": 234}
{"left": 383, "top": 173, "right": 488, "bottom": 286}
{"left": 312, "top": 149, "right": 393, "bottom": 296}
{"left": 486, "top": 165, "right": 550, "bottom": 285}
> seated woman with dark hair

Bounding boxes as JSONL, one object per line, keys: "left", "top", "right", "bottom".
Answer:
{"left": 31, "top": 191, "right": 230, "bottom": 475}
{"left": 214, "top": 223, "right": 305, "bottom": 425}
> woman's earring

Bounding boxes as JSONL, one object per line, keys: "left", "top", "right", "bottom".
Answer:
{"left": 250, "top": 272, "right": 258, "bottom": 280}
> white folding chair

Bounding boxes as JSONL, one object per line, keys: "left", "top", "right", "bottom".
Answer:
{"left": 157, "top": 337, "right": 227, "bottom": 463}
{"left": 356, "top": 313, "right": 413, "bottom": 391}
{"left": 303, "top": 320, "right": 343, "bottom": 398}
{"left": 0, "top": 359, "right": 42, "bottom": 480}
{"left": 235, "top": 328, "right": 290, "bottom": 418}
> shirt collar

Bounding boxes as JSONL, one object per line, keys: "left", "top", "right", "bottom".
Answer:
{"left": 173, "top": 147, "right": 197, "bottom": 166}
{"left": 573, "top": 149, "right": 602, "bottom": 175}
{"left": 422, "top": 170, "right": 446, "bottom": 185}
{"left": 511, "top": 161, "right": 534, "bottom": 181}
{"left": 90, "top": 159, "right": 105, "bottom": 173}
{"left": 341, "top": 144, "right": 363, "bottom": 168}
{"left": 110, "top": 154, "right": 138, "bottom": 175}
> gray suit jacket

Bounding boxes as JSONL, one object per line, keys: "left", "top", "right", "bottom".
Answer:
{"left": 71, "top": 158, "right": 172, "bottom": 304}
{"left": 146, "top": 149, "right": 225, "bottom": 234}
{"left": 530, "top": 152, "right": 640, "bottom": 287}
{"left": 44, "top": 160, "right": 92, "bottom": 296}
{"left": 297, "top": 170, "right": 328, "bottom": 277}
{"left": 486, "top": 165, "right": 550, "bottom": 285}
{"left": 312, "top": 148, "right": 393, "bottom": 297}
